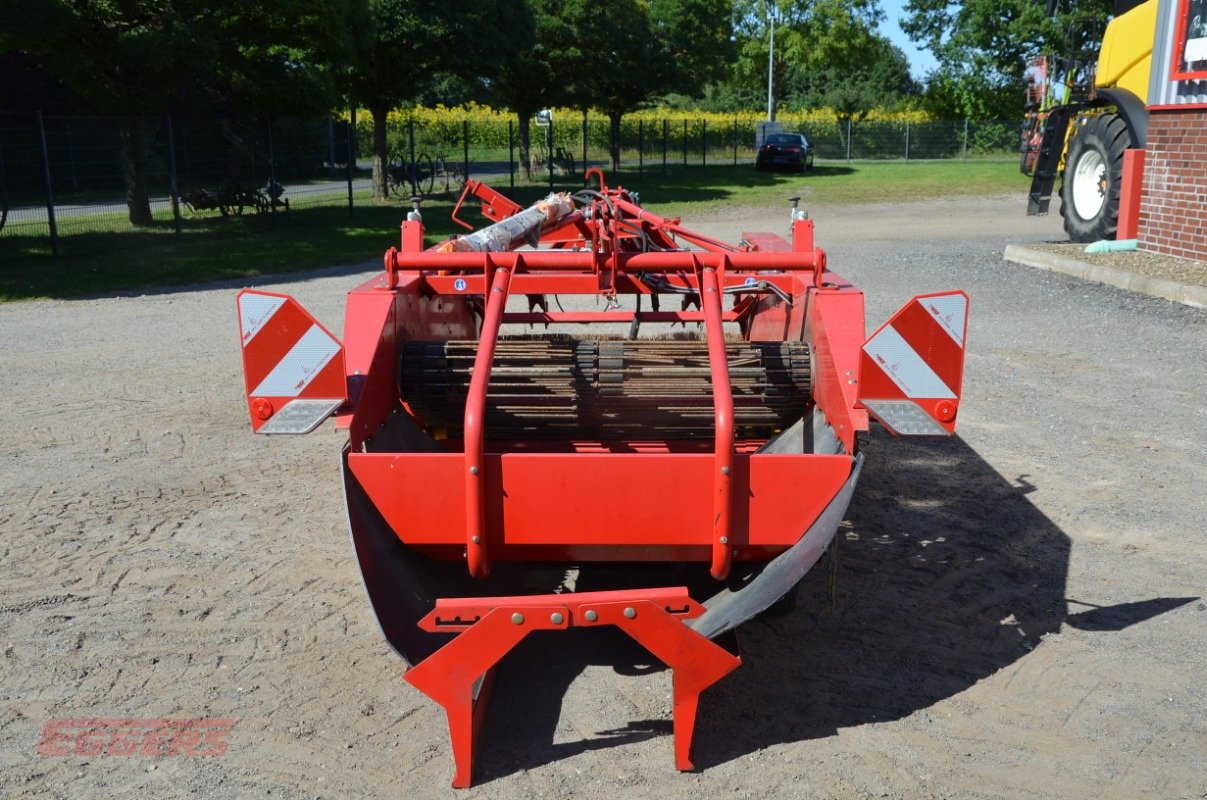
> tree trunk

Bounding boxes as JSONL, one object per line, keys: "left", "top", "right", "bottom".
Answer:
{"left": 518, "top": 112, "right": 532, "bottom": 180}
{"left": 118, "top": 118, "right": 153, "bottom": 226}
{"left": 608, "top": 113, "right": 622, "bottom": 172}
{"left": 371, "top": 105, "right": 389, "bottom": 201}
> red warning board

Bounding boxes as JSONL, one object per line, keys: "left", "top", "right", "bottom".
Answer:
{"left": 237, "top": 290, "right": 346, "bottom": 432}
{"left": 858, "top": 291, "right": 968, "bottom": 436}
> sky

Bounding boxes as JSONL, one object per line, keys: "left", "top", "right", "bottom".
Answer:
{"left": 878, "top": 0, "right": 940, "bottom": 79}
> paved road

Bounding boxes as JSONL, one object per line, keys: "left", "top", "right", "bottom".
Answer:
{"left": 0, "top": 161, "right": 538, "bottom": 229}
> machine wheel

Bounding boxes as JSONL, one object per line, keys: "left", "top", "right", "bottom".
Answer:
{"left": 387, "top": 155, "right": 408, "bottom": 198}
{"left": 1059, "top": 113, "right": 1131, "bottom": 243}
{"left": 414, "top": 153, "right": 434, "bottom": 196}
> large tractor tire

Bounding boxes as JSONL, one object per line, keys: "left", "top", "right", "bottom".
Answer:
{"left": 1059, "top": 112, "right": 1132, "bottom": 243}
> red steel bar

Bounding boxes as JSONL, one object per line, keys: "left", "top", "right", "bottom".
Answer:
{"left": 610, "top": 197, "right": 743, "bottom": 253}
{"left": 423, "top": 273, "right": 800, "bottom": 296}
{"left": 500, "top": 310, "right": 741, "bottom": 324}
{"left": 463, "top": 262, "right": 515, "bottom": 578}
{"left": 699, "top": 265, "right": 735, "bottom": 580}
{"left": 390, "top": 249, "right": 824, "bottom": 272}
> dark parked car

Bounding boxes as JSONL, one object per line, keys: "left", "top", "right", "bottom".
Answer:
{"left": 755, "top": 133, "right": 815, "bottom": 172}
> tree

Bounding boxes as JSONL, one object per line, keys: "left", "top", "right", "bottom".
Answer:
{"left": 902, "top": 0, "right": 1112, "bottom": 118}
{"left": 810, "top": 40, "right": 917, "bottom": 121}
{"left": 793, "top": 32, "right": 917, "bottom": 115}
{"left": 649, "top": 0, "right": 735, "bottom": 96}
{"left": 490, "top": 0, "right": 571, "bottom": 179}
{"left": 492, "top": 0, "right": 732, "bottom": 176}
{"left": 351, "top": 0, "right": 532, "bottom": 200}
{"left": 565, "top": 0, "right": 654, "bottom": 170}
{"left": 0, "top": 0, "right": 351, "bottom": 224}
{"left": 725, "top": 0, "right": 887, "bottom": 117}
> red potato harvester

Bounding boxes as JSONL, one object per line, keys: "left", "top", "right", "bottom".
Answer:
{"left": 236, "top": 170, "right": 968, "bottom": 787}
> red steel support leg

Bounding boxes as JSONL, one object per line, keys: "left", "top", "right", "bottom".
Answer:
{"left": 588, "top": 600, "right": 741, "bottom": 770}
{"left": 404, "top": 605, "right": 566, "bottom": 788}
{"left": 464, "top": 258, "right": 514, "bottom": 578}
{"left": 404, "top": 588, "right": 741, "bottom": 788}
{"left": 700, "top": 265, "right": 734, "bottom": 580}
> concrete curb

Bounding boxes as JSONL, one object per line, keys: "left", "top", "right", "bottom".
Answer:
{"left": 1003, "top": 244, "right": 1207, "bottom": 308}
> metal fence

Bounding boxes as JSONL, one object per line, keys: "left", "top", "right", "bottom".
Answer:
{"left": 0, "top": 111, "right": 1020, "bottom": 255}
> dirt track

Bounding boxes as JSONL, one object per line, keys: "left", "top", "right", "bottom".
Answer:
{"left": 2, "top": 193, "right": 1204, "bottom": 799}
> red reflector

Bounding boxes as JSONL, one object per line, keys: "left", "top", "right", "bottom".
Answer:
{"left": 786, "top": 147, "right": 801, "bottom": 153}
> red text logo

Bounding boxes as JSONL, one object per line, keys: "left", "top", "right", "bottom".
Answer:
{"left": 37, "top": 719, "right": 234, "bottom": 757}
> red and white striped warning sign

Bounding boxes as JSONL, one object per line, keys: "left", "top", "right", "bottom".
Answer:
{"left": 858, "top": 290, "right": 968, "bottom": 436}
{"left": 237, "top": 290, "right": 345, "bottom": 432}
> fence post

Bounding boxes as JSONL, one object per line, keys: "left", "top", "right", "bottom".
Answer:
{"left": 267, "top": 117, "right": 278, "bottom": 229}
{"left": 408, "top": 118, "right": 417, "bottom": 196}
{"left": 682, "top": 119, "right": 688, "bottom": 166}
{"left": 582, "top": 112, "right": 588, "bottom": 182}
{"left": 845, "top": 119, "right": 852, "bottom": 161}
{"left": 36, "top": 111, "right": 59, "bottom": 258}
{"left": 962, "top": 119, "right": 969, "bottom": 160}
{"left": 638, "top": 119, "right": 644, "bottom": 178}
{"left": 66, "top": 122, "right": 79, "bottom": 193}
{"left": 346, "top": 107, "right": 356, "bottom": 216}
{"left": 662, "top": 119, "right": 668, "bottom": 174}
{"left": 508, "top": 119, "right": 515, "bottom": 190}
{"left": 733, "top": 119, "right": 738, "bottom": 165}
{"left": 328, "top": 116, "right": 336, "bottom": 176}
{"left": 547, "top": 119, "right": 554, "bottom": 192}
{"left": 904, "top": 120, "right": 910, "bottom": 161}
{"left": 166, "top": 116, "right": 182, "bottom": 241}
{"left": 180, "top": 125, "right": 190, "bottom": 184}
{"left": 463, "top": 119, "right": 470, "bottom": 184}
{"left": 702, "top": 120, "right": 707, "bottom": 166}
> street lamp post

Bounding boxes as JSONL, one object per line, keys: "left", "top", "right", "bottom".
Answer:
{"left": 766, "top": 1, "right": 776, "bottom": 121}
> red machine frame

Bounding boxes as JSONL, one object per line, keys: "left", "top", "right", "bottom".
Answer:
{"left": 237, "top": 173, "right": 968, "bottom": 787}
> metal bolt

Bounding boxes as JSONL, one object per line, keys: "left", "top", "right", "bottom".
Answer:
{"left": 550, "top": 612, "right": 564, "bottom": 624}
{"left": 848, "top": 378, "right": 857, "bottom": 384}
{"left": 469, "top": 465, "right": 478, "bottom": 475}
{"left": 623, "top": 607, "right": 637, "bottom": 619}
{"left": 511, "top": 613, "right": 525, "bottom": 625}
{"left": 707, "top": 287, "right": 716, "bottom": 293}
{"left": 471, "top": 535, "right": 480, "bottom": 543}
{"left": 583, "top": 609, "right": 598, "bottom": 622}
{"left": 720, "top": 466, "right": 730, "bottom": 475}
{"left": 720, "top": 536, "right": 729, "bottom": 544}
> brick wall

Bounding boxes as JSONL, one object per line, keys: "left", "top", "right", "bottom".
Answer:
{"left": 1137, "top": 109, "right": 1207, "bottom": 260}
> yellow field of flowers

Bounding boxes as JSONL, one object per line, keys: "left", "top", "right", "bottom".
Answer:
{"left": 350, "top": 102, "right": 936, "bottom": 153}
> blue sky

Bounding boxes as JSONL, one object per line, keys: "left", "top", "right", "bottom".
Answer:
{"left": 878, "top": 0, "right": 939, "bottom": 79}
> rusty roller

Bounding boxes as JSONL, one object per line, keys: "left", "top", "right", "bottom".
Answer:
{"left": 399, "top": 336, "right": 812, "bottom": 439}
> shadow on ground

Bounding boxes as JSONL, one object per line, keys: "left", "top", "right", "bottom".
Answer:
{"left": 464, "top": 434, "right": 1192, "bottom": 782}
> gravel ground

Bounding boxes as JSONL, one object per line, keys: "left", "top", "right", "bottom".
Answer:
{"left": 1, "top": 192, "right": 1204, "bottom": 800}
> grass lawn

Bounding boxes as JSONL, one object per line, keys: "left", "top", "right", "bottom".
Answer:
{"left": 0, "top": 160, "right": 1027, "bottom": 301}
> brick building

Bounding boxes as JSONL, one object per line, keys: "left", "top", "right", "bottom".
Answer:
{"left": 1137, "top": 0, "right": 1207, "bottom": 260}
